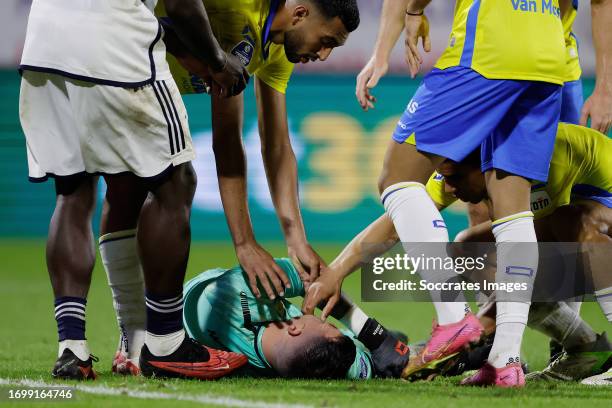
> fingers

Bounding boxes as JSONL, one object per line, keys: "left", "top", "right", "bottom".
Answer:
{"left": 579, "top": 105, "right": 589, "bottom": 127}
{"left": 366, "top": 70, "right": 382, "bottom": 90}
{"left": 308, "top": 260, "right": 320, "bottom": 281}
{"left": 257, "top": 269, "right": 278, "bottom": 299}
{"left": 355, "top": 69, "right": 372, "bottom": 110}
{"left": 320, "top": 295, "right": 339, "bottom": 321}
{"left": 423, "top": 33, "right": 432, "bottom": 53}
{"left": 291, "top": 255, "right": 310, "bottom": 283}
{"left": 301, "top": 286, "right": 319, "bottom": 315}
{"left": 272, "top": 261, "right": 291, "bottom": 290}
{"left": 230, "top": 69, "right": 249, "bottom": 97}
{"left": 246, "top": 273, "right": 261, "bottom": 298}
{"left": 407, "top": 41, "right": 422, "bottom": 78}
{"left": 404, "top": 37, "right": 419, "bottom": 78}
{"left": 591, "top": 117, "right": 604, "bottom": 133}
{"left": 404, "top": 50, "right": 416, "bottom": 78}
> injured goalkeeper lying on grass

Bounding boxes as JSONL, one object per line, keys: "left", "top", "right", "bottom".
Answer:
{"left": 182, "top": 258, "right": 409, "bottom": 379}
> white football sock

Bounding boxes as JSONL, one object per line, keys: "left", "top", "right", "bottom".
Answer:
{"left": 99, "top": 229, "right": 146, "bottom": 360}
{"left": 145, "top": 329, "right": 185, "bottom": 357}
{"left": 595, "top": 287, "right": 612, "bottom": 323}
{"left": 382, "top": 182, "right": 468, "bottom": 325}
{"left": 488, "top": 212, "right": 537, "bottom": 368}
{"left": 528, "top": 302, "right": 596, "bottom": 351}
{"left": 58, "top": 339, "right": 90, "bottom": 361}
{"left": 565, "top": 300, "right": 582, "bottom": 314}
{"left": 340, "top": 305, "right": 369, "bottom": 335}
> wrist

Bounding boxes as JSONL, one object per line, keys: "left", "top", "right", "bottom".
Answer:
{"left": 283, "top": 223, "right": 307, "bottom": 247}
{"left": 209, "top": 49, "right": 227, "bottom": 73}
{"left": 405, "top": 9, "right": 424, "bottom": 16}
{"left": 357, "top": 318, "right": 388, "bottom": 350}
{"left": 371, "top": 51, "right": 390, "bottom": 66}
{"left": 234, "top": 236, "right": 257, "bottom": 250}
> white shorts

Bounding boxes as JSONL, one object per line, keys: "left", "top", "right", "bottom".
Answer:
{"left": 19, "top": 71, "right": 194, "bottom": 181}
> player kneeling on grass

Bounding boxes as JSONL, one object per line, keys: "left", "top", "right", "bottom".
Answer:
{"left": 426, "top": 122, "right": 612, "bottom": 322}
{"left": 180, "top": 257, "right": 410, "bottom": 379}
{"left": 303, "top": 122, "right": 612, "bottom": 384}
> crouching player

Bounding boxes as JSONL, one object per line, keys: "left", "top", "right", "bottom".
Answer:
{"left": 426, "top": 122, "right": 612, "bottom": 382}
{"left": 428, "top": 122, "right": 612, "bottom": 325}
{"left": 303, "top": 122, "right": 612, "bottom": 383}
{"left": 182, "top": 257, "right": 410, "bottom": 379}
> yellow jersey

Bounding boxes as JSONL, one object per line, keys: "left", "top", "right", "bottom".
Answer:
{"left": 157, "top": 0, "right": 294, "bottom": 94}
{"left": 435, "top": 0, "right": 566, "bottom": 85}
{"left": 426, "top": 123, "right": 612, "bottom": 220}
{"left": 561, "top": 0, "right": 581, "bottom": 82}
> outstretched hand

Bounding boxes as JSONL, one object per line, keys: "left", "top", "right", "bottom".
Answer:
{"left": 288, "top": 242, "right": 325, "bottom": 288}
{"left": 356, "top": 57, "right": 388, "bottom": 111}
{"left": 301, "top": 269, "right": 344, "bottom": 320}
{"left": 404, "top": 13, "right": 431, "bottom": 78}
{"left": 236, "top": 242, "right": 290, "bottom": 299}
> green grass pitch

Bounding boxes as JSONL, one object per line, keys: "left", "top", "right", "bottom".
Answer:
{"left": 0, "top": 240, "right": 610, "bottom": 407}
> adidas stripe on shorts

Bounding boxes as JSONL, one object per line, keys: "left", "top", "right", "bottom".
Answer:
{"left": 19, "top": 70, "right": 194, "bottom": 182}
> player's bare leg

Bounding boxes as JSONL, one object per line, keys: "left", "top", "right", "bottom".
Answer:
{"left": 138, "top": 163, "right": 196, "bottom": 296}
{"left": 547, "top": 201, "right": 612, "bottom": 322}
{"left": 466, "top": 202, "right": 491, "bottom": 227}
{"left": 377, "top": 142, "right": 482, "bottom": 380}
{"left": 135, "top": 163, "right": 247, "bottom": 379}
{"left": 462, "top": 170, "right": 534, "bottom": 387}
{"left": 48, "top": 175, "right": 98, "bottom": 380}
{"left": 100, "top": 174, "right": 148, "bottom": 375}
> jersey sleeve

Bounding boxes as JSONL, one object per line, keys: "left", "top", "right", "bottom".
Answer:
{"left": 425, "top": 172, "right": 457, "bottom": 209}
{"left": 253, "top": 45, "right": 294, "bottom": 94}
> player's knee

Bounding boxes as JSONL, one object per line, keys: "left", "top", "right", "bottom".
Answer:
{"left": 551, "top": 205, "right": 600, "bottom": 241}
{"left": 180, "top": 162, "right": 198, "bottom": 202}
{"left": 377, "top": 173, "right": 389, "bottom": 196}
{"left": 154, "top": 163, "right": 197, "bottom": 211}
{"left": 454, "top": 229, "right": 470, "bottom": 243}
{"left": 54, "top": 176, "right": 96, "bottom": 215}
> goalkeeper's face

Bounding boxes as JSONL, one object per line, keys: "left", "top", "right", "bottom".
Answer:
{"left": 266, "top": 315, "right": 344, "bottom": 353}
{"left": 437, "top": 161, "right": 487, "bottom": 204}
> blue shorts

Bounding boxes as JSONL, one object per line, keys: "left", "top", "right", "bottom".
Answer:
{"left": 571, "top": 184, "right": 612, "bottom": 209}
{"left": 560, "top": 79, "right": 583, "bottom": 124}
{"left": 393, "top": 67, "right": 562, "bottom": 182}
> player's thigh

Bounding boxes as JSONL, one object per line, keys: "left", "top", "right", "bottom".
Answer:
{"left": 467, "top": 202, "right": 490, "bottom": 227}
{"left": 378, "top": 139, "right": 442, "bottom": 192}
{"left": 484, "top": 169, "right": 532, "bottom": 220}
{"left": 546, "top": 202, "right": 611, "bottom": 241}
{"left": 571, "top": 200, "right": 612, "bottom": 240}
{"left": 67, "top": 78, "right": 195, "bottom": 178}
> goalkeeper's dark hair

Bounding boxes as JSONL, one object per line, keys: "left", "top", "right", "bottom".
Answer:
{"left": 285, "top": 335, "right": 356, "bottom": 379}
{"left": 308, "top": 0, "right": 360, "bottom": 32}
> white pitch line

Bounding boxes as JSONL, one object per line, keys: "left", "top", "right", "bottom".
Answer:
{"left": 0, "top": 378, "right": 315, "bottom": 408}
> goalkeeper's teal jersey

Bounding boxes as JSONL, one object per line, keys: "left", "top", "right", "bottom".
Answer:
{"left": 183, "top": 258, "right": 373, "bottom": 379}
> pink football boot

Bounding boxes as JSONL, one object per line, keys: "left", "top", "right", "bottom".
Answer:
{"left": 402, "top": 313, "right": 483, "bottom": 381}
{"left": 461, "top": 362, "right": 525, "bottom": 388}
